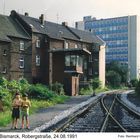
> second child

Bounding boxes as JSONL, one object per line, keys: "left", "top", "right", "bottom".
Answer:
{"left": 21, "top": 93, "right": 31, "bottom": 129}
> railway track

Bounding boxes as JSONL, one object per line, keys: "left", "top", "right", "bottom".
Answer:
{"left": 48, "top": 91, "right": 140, "bottom": 132}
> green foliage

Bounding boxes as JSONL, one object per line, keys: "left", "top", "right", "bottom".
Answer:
{"left": 130, "top": 79, "right": 138, "bottom": 87}
{"left": 28, "top": 84, "right": 56, "bottom": 100}
{"left": 0, "top": 95, "right": 69, "bottom": 127}
{"left": 0, "top": 76, "right": 68, "bottom": 127}
{"left": 79, "top": 86, "right": 93, "bottom": 95}
{"left": 49, "top": 82, "right": 65, "bottom": 95}
{"left": 0, "top": 87, "right": 12, "bottom": 107}
{"left": 90, "top": 78, "right": 102, "bottom": 91}
{"left": 0, "top": 77, "right": 8, "bottom": 87}
{"left": 106, "top": 70, "right": 121, "bottom": 87}
{"left": 0, "top": 76, "right": 65, "bottom": 107}
{"left": 106, "top": 61, "right": 128, "bottom": 85}
{"left": 95, "top": 86, "right": 109, "bottom": 93}
{"left": 135, "top": 80, "right": 140, "bottom": 95}
{"left": 0, "top": 110, "right": 12, "bottom": 126}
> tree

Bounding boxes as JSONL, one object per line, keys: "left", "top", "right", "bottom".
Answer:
{"left": 130, "top": 79, "right": 138, "bottom": 87}
{"left": 135, "top": 80, "right": 140, "bottom": 95}
{"left": 106, "top": 70, "right": 121, "bottom": 87}
{"left": 106, "top": 61, "right": 128, "bottom": 85}
{"left": 90, "top": 78, "right": 101, "bottom": 93}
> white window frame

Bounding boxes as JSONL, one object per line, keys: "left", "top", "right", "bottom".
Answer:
{"left": 36, "top": 55, "right": 40, "bottom": 66}
{"left": 20, "top": 41, "right": 25, "bottom": 51}
{"left": 75, "top": 44, "right": 78, "bottom": 49}
{"left": 3, "top": 49, "right": 7, "bottom": 56}
{"left": 36, "top": 39, "right": 40, "bottom": 48}
{"left": 65, "top": 41, "right": 69, "bottom": 49}
{"left": 1, "top": 67, "right": 7, "bottom": 74}
{"left": 19, "top": 56, "right": 24, "bottom": 69}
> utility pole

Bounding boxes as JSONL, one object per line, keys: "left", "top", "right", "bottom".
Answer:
{"left": 56, "top": 13, "right": 59, "bottom": 24}
{"left": 3, "top": 0, "right": 5, "bottom": 15}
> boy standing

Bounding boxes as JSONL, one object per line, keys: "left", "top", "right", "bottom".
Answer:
{"left": 11, "top": 92, "right": 22, "bottom": 129}
{"left": 21, "top": 93, "right": 31, "bottom": 129}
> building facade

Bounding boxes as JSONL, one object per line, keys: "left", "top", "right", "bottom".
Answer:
{"left": 0, "top": 11, "right": 106, "bottom": 96}
{"left": 76, "top": 15, "right": 140, "bottom": 80}
{"left": 0, "top": 14, "right": 32, "bottom": 82}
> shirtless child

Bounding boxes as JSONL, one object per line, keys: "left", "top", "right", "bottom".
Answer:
{"left": 11, "top": 92, "right": 22, "bottom": 129}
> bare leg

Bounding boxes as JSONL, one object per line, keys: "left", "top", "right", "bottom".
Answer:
{"left": 26, "top": 116, "right": 29, "bottom": 129}
{"left": 22, "top": 116, "right": 24, "bottom": 129}
{"left": 11, "top": 118, "right": 15, "bottom": 129}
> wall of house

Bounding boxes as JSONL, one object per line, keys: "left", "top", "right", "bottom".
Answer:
{"left": 9, "top": 38, "right": 32, "bottom": 82}
{"left": 31, "top": 34, "right": 48, "bottom": 84}
{"left": 0, "top": 41, "right": 11, "bottom": 80}
{"left": 52, "top": 53, "right": 65, "bottom": 84}
{"left": 99, "top": 45, "right": 106, "bottom": 87}
{"left": 49, "top": 39, "right": 64, "bottom": 85}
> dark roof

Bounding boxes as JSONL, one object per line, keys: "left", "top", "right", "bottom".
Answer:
{"left": 68, "top": 27, "right": 105, "bottom": 45}
{"left": 17, "top": 13, "right": 105, "bottom": 45}
{"left": 0, "top": 14, "right": 30, "bottom": 42}
{"left": 19, "top": 15, "right": 79, "bottom": 41}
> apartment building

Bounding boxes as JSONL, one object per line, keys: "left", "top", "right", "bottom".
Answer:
{"left": 0, "top": 14, "right": 32, "bottom": 82}
{"left": 76, "top": 15, "right": 140, "bottom": 80}
{"left": 0, "top": 11, "right": 105, "bottom": 96}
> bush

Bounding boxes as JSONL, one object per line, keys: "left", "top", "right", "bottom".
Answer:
{"left": 79, "top": 86, "right": 93, "bottom": 95}
{"left": 0, "top": 76, "right": 8, "bottom": 87}
{"left": 130, "top": 79, "right": 138, "bottom": 87}
{"left": 0, "top": 87, "right": 12, "bottom": 108}
{"left": 106, "top": 70, "right": 121, "bottom": 87}
{"left": 28, "top": 84, "right": 56, "bottom": 100}
{"left": 135, "top": 80, "right": 140, "bottom": 95}
{"left": 90, "top": 78, "right": 102, "bottom": 91}
{"left": 49, "top": 82, "right": 65, "bottom": 95}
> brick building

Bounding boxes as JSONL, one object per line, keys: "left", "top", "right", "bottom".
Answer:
{"left": 0, "top": 11, "right": 105, "bottom": 96}
{"left": 0, "top": 14, "right": 32, "bottom": 82}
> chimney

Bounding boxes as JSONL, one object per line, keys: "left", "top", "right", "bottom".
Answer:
{"left": 62, "top": 22, "right": 68, "bottom": 26}
{"left": 39, "top": 14, "right": 44, "bottom": 25}
{"left": 25, "top": 12, "right": 29, "bottom": 16}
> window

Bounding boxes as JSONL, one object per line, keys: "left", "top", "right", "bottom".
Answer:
{"left": 89, "top": 68, "right": 93, "bottom": 75}
{"left": 20, "top": 41, "right": 25, "bottom": 51}
{"left": 65, "top": 55, "right": 70, "bottom": 66}
{"left": 89, "top": 55, "right": 93, "bottom": 62}
{"left": 75, "top": 44, "right": 78, "bottom": 48}
{"left": 36, "top": 55, "right": 40, "bottom": 66}
{"left": 84, "top": 61, "right": 87, "bottom": 70}
{"left": 36, "top": 39, "right": 40, "bottom": 48}
{"left": 1, "top": 67, "right": 7, "bottom": 74}
{"left": 3, "top": 49, "right": 7, "bottom": 56}
{"left": 19, "top": 56, "right": 24, "bottom": 68}
{"left": 70, "top": 55, "right": 76, "bottom": 66}
{"left": 84, "top": 77, "right": 87, "bottom": 81}
{"left": 65, "top": 41, "right": 69, "bottom": 49}
{"left": 65, "top": 55, "right": 83, "bottom": 67}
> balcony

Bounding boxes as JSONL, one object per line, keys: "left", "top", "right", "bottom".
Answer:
{"left": 64, "top": 66, "right": 83, "bottom": 74}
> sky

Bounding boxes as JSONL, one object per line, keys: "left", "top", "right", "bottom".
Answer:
{"left": 0, "top": 0, "right": 140, "bottom": 27}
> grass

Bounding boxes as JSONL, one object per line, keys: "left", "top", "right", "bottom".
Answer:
{"left": 79, "top": 86, "right": 109, "bottom": 95}
{"left": 0, "top": 110, "right": 12, "bottom": 126}
{"left": 0, "top": 95, "right": 70, "bottom": 127}
{"left": 95, "top": 87, "right": 109, "bottom": 94}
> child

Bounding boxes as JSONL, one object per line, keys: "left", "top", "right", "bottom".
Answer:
{"left": 21, "top": 93, "right": 31, "bottom": 129}
{"left": 11, "top": 92, "right": 22, "bottom": 129}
